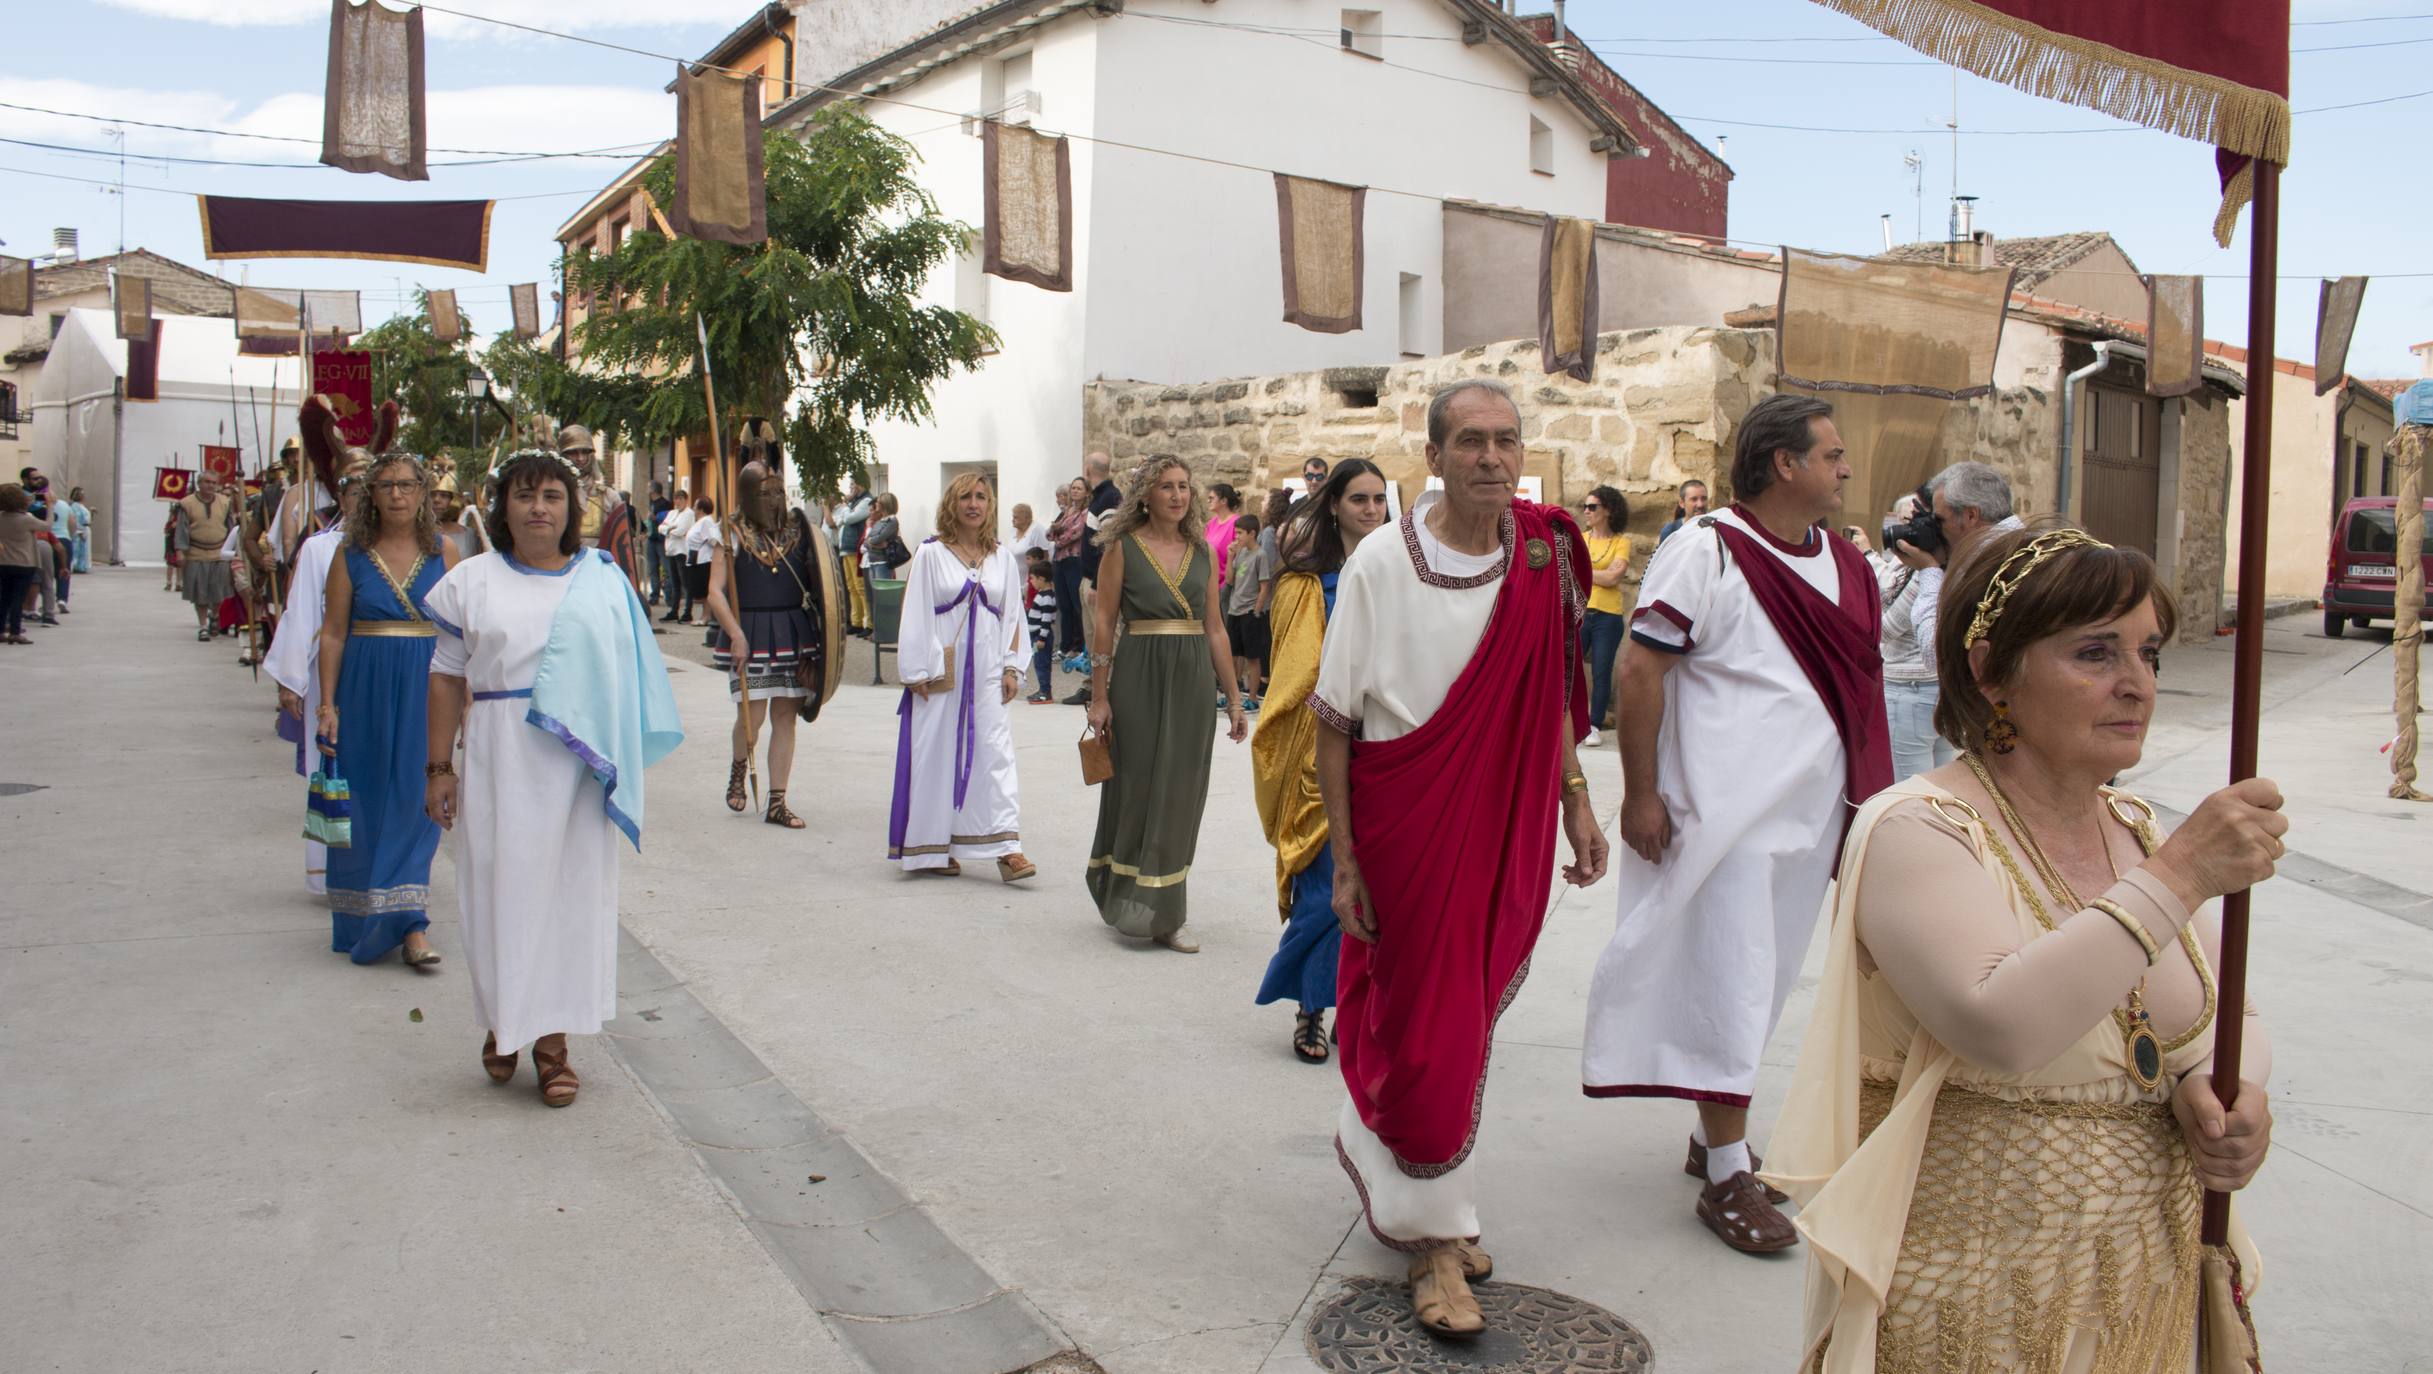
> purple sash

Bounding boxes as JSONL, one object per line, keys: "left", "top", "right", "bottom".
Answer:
{"left": 887, "top": 574, "right": 1001, "bottom": 854}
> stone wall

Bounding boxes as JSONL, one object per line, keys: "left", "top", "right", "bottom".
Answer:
{"left": 1082, "top": 325, "right": 1775, "bottom": 574}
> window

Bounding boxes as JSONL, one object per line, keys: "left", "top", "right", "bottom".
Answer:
{"left": 1341, "top": 9, "right": 1383, "bottom": 59}
{"left": 49, "top": 312, "right": 66, "bottom": 340}
{"left": 1529, "top": 115, "right": 1554, "bottom": 176}
{"left": 1398, "top": 273, "right": 1424, "bottom": 357}
{"left": 2353, "top": 440, "right": 2368, "bottom": 498}
{"left": 978, "top": 49, "right": 1038, "bottom": 128}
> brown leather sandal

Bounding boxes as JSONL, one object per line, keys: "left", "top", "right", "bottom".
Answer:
{"left": 725, "top": 758, "right": 749, "bottom": 813}
{"left": 481, "top": 1032, "right": 517, "bottom": 1084}
{"left": 1685, "top": 1137, "right": 1788, "bottom": 1204}
{"left": 1696, "top": 1172, "right": 1798, "bottom": 1254}
{"left": 996, "top": 853, "right": 1037, "bottom": 883}
{"left": 764, "top": 790, "right": 805, "bottom": 829}
{"left": 1452, "top": 1241, "right": 1492, "bottom": 1282}
{"left": 1292, "top": 1012, "right": 1330, "bottom": 1064}
{"left": 532, "top": 1040, "right": 580, "bottom": 1108}
{"left": 1407, "top": 1245, "right": 1485, "bottom": 1338}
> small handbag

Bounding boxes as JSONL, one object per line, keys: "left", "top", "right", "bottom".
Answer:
{"left": 1078, "top": 724, "right": 1113, "bottom": 786}
{"left": 304, "top": 761, "right": 354, "bottom": 849}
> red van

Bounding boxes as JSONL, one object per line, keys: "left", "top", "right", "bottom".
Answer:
{"left": 2323, "top": 496, "right": 2433, "bottom": 638}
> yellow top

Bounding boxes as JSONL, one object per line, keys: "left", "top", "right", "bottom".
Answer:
{"left": 1249, "top": 571, "right": 1330, "bottom": 918}
{"left": 1584, "top": 533, "right": 1630, "bottom": 615}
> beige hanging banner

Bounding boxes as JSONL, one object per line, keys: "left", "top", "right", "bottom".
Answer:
{"left": 2314, "top": 275, "right": 2368, "bottom": 395}
{"left": 113, "top": 273, "right": 153, "bottom": 341}
{"left": 320, "top": 0, "right": 427, "bottom": 182}
{"left": 0, "top": 254, "right": 31, "bottom": 317}
{"left": 668, "top": 63, "right": 768, "bottom": 247}
{"left": 230, "top": 285, "right": 365, "bottom": 338}
{"left": 2143, "top": 274, "right": 2205, "bottom": 399}
{"left": 982, "top": 121, "right": 1073, "bottom": 292}
{"left": 427, "top": 288, "right": 462, "bottom": 343}
{"left": 2386, "top": 424, "right": 2426, "bottom": 801}
{"left": 1539, "top": 215, "right": 1601, "bottom": 381}
{"left": 510, "top": 282, "right": 542, "bottom": 339}
{"left": 1275, "top": 174, "right": 1365, "bottom": 334}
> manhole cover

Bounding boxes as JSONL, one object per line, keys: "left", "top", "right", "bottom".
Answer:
{"left": 0, "top": 782, "right": 45, "bottom": 797}
{"left": 1306, "top": 1276, "right": 1653, "bottom": 1373}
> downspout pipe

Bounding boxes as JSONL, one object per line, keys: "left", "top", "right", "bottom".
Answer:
{"left": 2056, "top": 340, "right": 2113, "bottom": 518}
{"left": 765, "top": 4, "right": 795, "bottom": 104}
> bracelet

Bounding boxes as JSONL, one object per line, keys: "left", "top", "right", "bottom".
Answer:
{"left": 425, "top": 761, "right": 455, "bottom": 779}
{"left": 2090, "top": 897, "right": 2160, "bottom": 965}
{"left": 1562, "top": 773, "right": 1589, "bottom": 796}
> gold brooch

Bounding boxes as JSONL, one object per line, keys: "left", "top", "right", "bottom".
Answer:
{"left": 1525, "top": 538, "right": 1551, "bottom": 569}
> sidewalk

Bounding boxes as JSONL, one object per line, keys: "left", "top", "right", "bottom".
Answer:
{"left": 7, "top": 570, "right": 2429, "bottom": 1372}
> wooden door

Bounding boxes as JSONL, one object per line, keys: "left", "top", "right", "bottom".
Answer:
{"left": 2081, "top": 384, "right": 2160, "bottom": 555}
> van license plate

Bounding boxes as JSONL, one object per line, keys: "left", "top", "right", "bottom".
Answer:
{"left": 2349, "top": 565, "right": 2396, "bottom": 579}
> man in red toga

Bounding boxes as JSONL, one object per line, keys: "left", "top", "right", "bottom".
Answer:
{"left": 1311, "top": 378, "right": 1607, "bottom": 1338}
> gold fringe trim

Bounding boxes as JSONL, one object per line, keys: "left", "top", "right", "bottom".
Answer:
{"left": 1813, "top": 0, "right": 2290, "bottom": 208}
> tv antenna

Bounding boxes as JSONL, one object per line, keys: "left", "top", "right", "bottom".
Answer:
{"left": 1902, "top": 150, "right": 1924, "bottom": 243}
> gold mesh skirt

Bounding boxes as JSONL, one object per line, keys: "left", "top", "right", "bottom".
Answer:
{"left": 1854, "top": 1081, "right": 2200, "bottom": 1374}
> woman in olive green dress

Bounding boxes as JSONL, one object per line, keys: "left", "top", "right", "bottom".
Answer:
{"left": 1086, "top": 456, "right": 1249, "bottom": 951}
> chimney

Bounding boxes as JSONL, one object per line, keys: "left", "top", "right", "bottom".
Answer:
{"left": 51, "top": 227, "right": 79, "bottom": 262}
{"left": 1880, "top": 214, "right": 1895, "bottom": 253}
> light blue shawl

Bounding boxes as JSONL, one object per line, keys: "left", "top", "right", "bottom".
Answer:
{"left": 528, "top": 551, "right": 684, "bottom": 849}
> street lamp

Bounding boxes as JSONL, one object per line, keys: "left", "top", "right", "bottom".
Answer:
{"left": 465, "top": 366, "right": 490, "bottom": 453}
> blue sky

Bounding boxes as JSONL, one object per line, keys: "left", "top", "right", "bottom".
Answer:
{"left": 4, "top": 0, "right": 2425, "bottom": 375}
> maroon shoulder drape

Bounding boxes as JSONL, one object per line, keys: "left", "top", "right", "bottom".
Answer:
{"left": 1337, "top": 500, "right": 1589, "bottom": 1172}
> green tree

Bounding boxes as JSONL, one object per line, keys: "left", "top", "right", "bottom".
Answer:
{"left": 356, "top": 299, "right": 483, "bottom": 460}
{"left": 493, "top": 108, "right": 997, "bottom": 497}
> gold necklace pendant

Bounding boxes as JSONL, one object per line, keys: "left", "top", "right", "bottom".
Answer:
{"left": 2124, "top": 992, "right": 2165, "bottom": 1090}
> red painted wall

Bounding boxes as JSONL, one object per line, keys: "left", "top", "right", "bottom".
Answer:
{"left": 1518, "top": 18, "right": 1731, "bottom": 240}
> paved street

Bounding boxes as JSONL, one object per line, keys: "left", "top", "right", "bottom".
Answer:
{"left": 7, "top": 569, "right": 2430, "bottom": 1373}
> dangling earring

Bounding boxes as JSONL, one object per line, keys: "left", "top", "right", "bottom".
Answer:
{"left": 1985, "top": 701, "right": 2018, "bottom": 755}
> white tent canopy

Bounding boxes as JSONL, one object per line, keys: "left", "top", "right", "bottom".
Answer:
{"left": 29, "top": 308, "right": 306, "bottom": 566}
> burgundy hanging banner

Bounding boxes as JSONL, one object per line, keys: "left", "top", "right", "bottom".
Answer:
{"left": 321, "top": 0, "right": 427, "bottom": 181}
{"left": 198, "top": 195, "right": 492, "bottom": 271}
{"left": 667, "top": 63, "right": 767, "bottom": 247}
{"left": 126, "top": 319, "right": 163, "bottom": 402}
{"left": 427, "top": 287, "right": 462, "bottom": 343}
{"left": 311, "top": 348, "right": 377, "bottom": 445}
{"left": 1806, "top": 0, "right": 2289, "bottom": 246}
{"left": 509, "top": 282, "right": 541, "bottom": 339}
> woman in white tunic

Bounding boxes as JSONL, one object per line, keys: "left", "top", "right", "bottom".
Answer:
{"left": 887, "top": 472, "right": 1033, "bottom": 881}
{"left": 423, "top": 451, "right": 682, "bottom": 1107}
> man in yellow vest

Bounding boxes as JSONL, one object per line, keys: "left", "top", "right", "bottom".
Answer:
{"left": 174, "top": 470, "right": 239, "bottom": 642}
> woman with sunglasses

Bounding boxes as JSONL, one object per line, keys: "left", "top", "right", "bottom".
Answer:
{"left": 1578, "top": 486, "right": 1631, "bottom": 747}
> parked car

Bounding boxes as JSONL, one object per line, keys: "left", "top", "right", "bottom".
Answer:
{"left": 2323, "top": 495, "right": 2433, "bottom": 638}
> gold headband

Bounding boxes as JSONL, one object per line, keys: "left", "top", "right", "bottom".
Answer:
{"left": 1961, "top": 529, "right": 2108, "bottom": 650}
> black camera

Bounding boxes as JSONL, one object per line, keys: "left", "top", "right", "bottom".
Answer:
{"left": 1882, "top": 483, "right": 1944, "bottom": 559}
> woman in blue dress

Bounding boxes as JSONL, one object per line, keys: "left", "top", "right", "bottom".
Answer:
{"left": 316, "top": 454, "right": 458, "bottom": 968}
{"left": 1249, "top": 459, "right": 1391, "bottom": 1062}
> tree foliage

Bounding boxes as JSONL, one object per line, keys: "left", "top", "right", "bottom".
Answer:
{"left": 496, "top": 108, "right": 997, "bottom": 497}
{"left": 357, "top": 300, "right": 482, "bottom": 461}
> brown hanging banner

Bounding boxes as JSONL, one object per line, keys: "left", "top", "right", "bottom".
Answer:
{"left": 114, "top": 273, "right": 153, "bottom": 341}
{"left": 126, "top": 319, "right": 164, "bottom": 402}
{"left": 321, "top": 0, "right": 427, "bottom": 181}
{"left": 510, "top": 282, "right": 541, "bottom": 339}
{"left": 427, "top": 288, "right": 462, "bottom": 343}
{"left": 0, "top": 254, "right": 31, "bottom": 317}
{"left": 199, "top": 195, "right": 492, "bottom": 271}
{"left": 668, "top": 63, "right": 768, "bottom": 247}
{"left": 982, "top": 121, "right": 1073, "bottom": 292}
{"left": 1275, "top": 173, "right": 1365, "bottom": 334}
{"left": 2314, "top": 275, "right": 2368, "bottom": 395}
{"left": 1538, "top": 215, "right": 1601, "bottom": 381}
{"left": 2143, "top": 274, "right": 2205, "bottom": 399}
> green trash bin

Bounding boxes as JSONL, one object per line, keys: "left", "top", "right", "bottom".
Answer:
{"left": 870, "top": 577, "right": 906, "bottom": 685}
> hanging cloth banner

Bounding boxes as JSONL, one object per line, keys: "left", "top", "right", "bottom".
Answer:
{"left": 154, "top": 466, "right": 194, "bottom": 501}
{"left": 0, "top": 253, "right": 31, "bottom": 317}
{"left": 2143, "top": 274, "right": 2205, "bottom": 399}
{"left": 427, "top": 288, "right": 463, "bottom": 343}
{"left": 1805, "top": 0, "right": 2289, "bottom": 247}
{"left": 1776, "top": 246, "right": 2016, "bottom": 525}
{"left": 1275, "top": 173, "right": 1365, "bottom": 335}
{"left": 230, "top": 285, "right": 364, "bottom": 338}
{"left": 198, "top": 195, "right": 492, "bottom": 271}
{"left": 201, "top": 445, "right": 243, "bottom": 486}
{"left": 114, "top": 273, "right": 153, "bottom": 341}
{"left": 1538, "top": 214, "right": 1601, "bottom": 381}
{"left": 982, "top": 121, "right": 1073, "bottom": 292}
{"left": 321, "top": 0, "right": 427, "bottom": 182}
{"left": 127, "top": 319, "right": 164, "bottom": 402}
{"left": 2314, "top": 276, "right": 2368, "bottom": 396}
{"left": 311, "top": 348, "right": 377, "bottom": 445}
{"left": 668, "top": 63, "right": 768, "bottom": 246}
{"left": 509, "top": 282, "right": 542, "bottom": 339}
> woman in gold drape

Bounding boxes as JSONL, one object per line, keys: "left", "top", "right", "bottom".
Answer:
{"left": 1768, "top": 525, "right": 2284, "bottom": 1374}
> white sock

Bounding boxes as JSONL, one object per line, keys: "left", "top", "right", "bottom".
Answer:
{"left": 1704, "top": 1139, "right": 1752, "bottom": 1185}
{"left": 1691, "top": 1123, "right": 1709, "bottom": 1147}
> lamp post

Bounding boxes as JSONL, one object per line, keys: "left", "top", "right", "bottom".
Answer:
{"left": 465, "top": 367, "right": 490, "bottom": 456}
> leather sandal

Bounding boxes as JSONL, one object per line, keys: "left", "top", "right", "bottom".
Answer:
{"left": 480, "top": 1032, "right": 517, "bottom": 1084}
{"left": 532, "top": 1041, "right": 580, "bottom": 1108}
{"left": 764, "top": 790, "right": 805, "bottom": 829}
{"left": 1406, "top": 1245, "right": 1485, "bottom": 1338}
{"left": 1686, "top": 1137, "right": 1788, "bottom": 1204}
{"left": 1697, "top": 1172, "right": 1798, "bottom": 1254}
{"left": 1292, "top": 1011, "right": 1330, "bottom": 1064}
{"left": 1154, "top": 925, "right": 1200, "bottom": 954}
{"left": 917, "top": 860, "right": 962, "bottom": 877}
{"left": 996, "top": 853, "right": 1037, "bottom": 883}
{"left": 1452, "top": 1241, "right": 1493, "bottom": 1282}
{"left": 725, "top": 759, "right": 750, "bottom": 813}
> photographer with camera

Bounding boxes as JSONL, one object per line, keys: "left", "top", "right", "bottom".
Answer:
{"left": 1881, "top": 463, "right": 2020, "bottom": 778}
